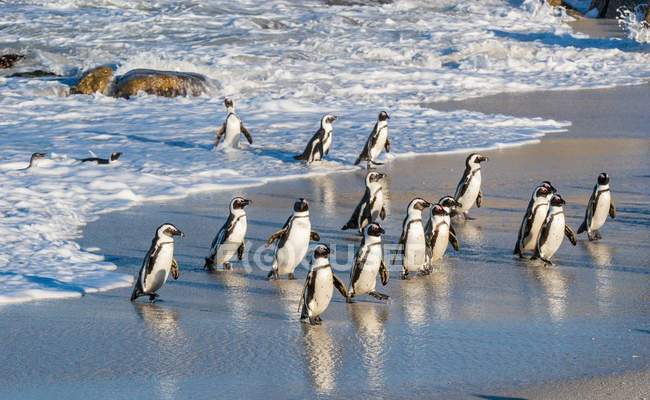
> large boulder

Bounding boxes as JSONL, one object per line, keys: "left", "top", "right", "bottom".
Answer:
{"left": 587, "top": 0, "right": 645, "bottom": 18}
{"left": 71, "top": 66, "right": 115, "bottom": 95}
{"left": 0, "top": 54, "right": 24, "bottom": 69}
{"left": 111, "top": 69, "right": 208, "bottom": 99}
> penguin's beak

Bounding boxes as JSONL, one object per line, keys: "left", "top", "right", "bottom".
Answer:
{"left": 379, "top": 226, "right": 386, "bottom": 234}
{"left": 454, "top": 200, "right": 463, "bottom": 208}
{"left": 377, "top": 172, "right": 385, "bottom": 179}
{"left": 479, "top": 156, "right": 489, "bottom": 162}
{"left": 422, "top": 200, "right": 432, "bottom": 208}
{"left": 243, "top": 199, "right": 252, "bottom": 206}
{"left": 175, "top": 229, "right": 184, "bottom": 237}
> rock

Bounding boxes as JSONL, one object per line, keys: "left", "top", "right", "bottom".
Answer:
{"left": 111, "top": 69, "right": 208, "bottom": 98}
{"left": 71, "top": 66, "right": 114, "bottom": 95}
{"left": 8, "top": 70, "right": 60, "bottom": 78}
{"left": 645, "top": 6, "right": 650, "bottom": 24}
{"left": 587, "top": 0, "right": 645, "bottom": 18}
{"left": 0, "top": 54, "right": 24, "bottom": 69}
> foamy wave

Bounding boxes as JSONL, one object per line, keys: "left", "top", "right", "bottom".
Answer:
{"left": 618, "top": 5, "right": 650, "bottom": 44}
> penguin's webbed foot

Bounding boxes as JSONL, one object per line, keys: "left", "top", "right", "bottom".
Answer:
{"left": 223, "top": 262, "right": 232, "bottom": 271}
{"left": 308, "top": 317, "right": 321, "bottom": 325}
{"left": 288, "top": 273, "right": 296, "bottom": 280}
{"left": 203, "top": 258, "right": 215, "bottom": 271}
{"left": 595, "top": 231, "right": 603, "bottom": 240}
{"left": 400, "top": 271, "right": 408, "bottom": 280}
{"left": 369, "top": 291, "right": 389, "bottom": 301}
{"left": 346, "top": 295, "right": 354, "bottom": 304}
{"left": 148, "top": 293, "right": 159, "bottom": 303}
{"left": 267, "top": 269, "right": 279, "bottom": 280}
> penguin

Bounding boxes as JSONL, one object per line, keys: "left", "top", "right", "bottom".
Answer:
{"left": 130, "top": 223, "right": 184, "bottom": 302}
{"left": 514, "top": 183, "right": 555, "bottom": 258}
{"left": 266, "top": 198, "right": 321, "bottom": 280}
{"left": 394, "top": 198, "right": 431, "bottom": 279}
{"left": 354, "top": 111, "right": 391, "bottom": 168}
{"left": 347, "top": 223, "right": 389, "bottom": 302}
{"left": 425, "top": 195, "right": 461, "bottom": 253}
{"left": 453, "top": 153, "right": 489, "bottom": 220}
{"left": 424, "top": 203, "right": 460, "bottom": 271}
{"left": 79, "top": 151, "right": 122, "bottom": 164}
{"left": 577, "top": 172, "right": 616, "bottom": 241}
{"left": 341, "top": 171, "right": 387, "bottom": 234}
{"left": 298, "top": 244, "right": 348, "bottom": 325}
{"left": 21, "top": 152, "right": 46, "bottom": 170}
{"left": 532, "top": 194, "right": 577, "bottom": 265}
{"left": 204, "top": 197, "right": 252, "bottom": 271}
{"left": 214, "top": 98, "right": 253, "bottom": 148}
{"left": 294, "top": 114, "right": 337, "bottom": 164}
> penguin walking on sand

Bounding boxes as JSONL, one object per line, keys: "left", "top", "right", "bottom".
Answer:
{"left": 214, "top": 98, "right": 253, "bottom": 149}
{"left": 204, "top": 197, "right": 252, "bottom": 271}
{"left": 532, "top": 194, "right": 577, "bottom": 265}
{"left": 514, "top": 182, "right": 555, "bottom": 258}
{"left": 424, "top": 202, "right": 461, "bottom": 271}
{"left": 267, "top": 198, "right": 321, "bottom": 280}
{"left": 347, "top": 223, "right": 389, "bottom": 302}
{"left": 299, "top": 244, "right": 348, "bottom": 325}
{"left": 395, "top": 198, "right": 431, "bottom": 279}
{"left": 131, "top": 223, "right": 184, "bottom": 302}
{"left": 355, "top": 111, "right": 391, "bottom": 168}
{"left": 341, "top": 171, "right": 387, "bottom": 234}
{"left": 294, "top": 114, "right": 337, "bottom": 164}
{"left": 577, "top": 172, "right": 616, "bottom": 241}
{"left": 453, "top": 153, "right": 489, "bottom": 220}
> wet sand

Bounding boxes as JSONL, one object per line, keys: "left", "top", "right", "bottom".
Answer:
{"left": 1, "top": 85, "right": 649, "bottom": 399}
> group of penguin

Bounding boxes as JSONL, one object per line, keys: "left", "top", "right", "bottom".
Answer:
{"left": 130, "top": 99, "right": 617, "bottom": 325}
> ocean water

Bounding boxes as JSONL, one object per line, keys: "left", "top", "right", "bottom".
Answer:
{"left": 0, "top": 0, "right": 649, "bottom": 304}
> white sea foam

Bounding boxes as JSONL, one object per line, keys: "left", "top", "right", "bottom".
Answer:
{"left": 618, "top": 5, "right": 650, "bottom": 44}
{"left": 0, "top": 0, "right": 648, "bottom": 304}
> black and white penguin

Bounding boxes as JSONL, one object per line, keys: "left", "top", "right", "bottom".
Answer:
{"left": 424, "top": 203, "right": 460, "bottom": 271}
{"left": 204, "top": 197, "right": 252, "bottom": 271}
{"left": 341, "top": 171, "right": 386, "bottom": 234}
{"left": 130, "top": 223, "right": 184, "bottom": 302}
{"left": 532, "top": 194, "right": 577, "bottom": 265}
{"left": 354, "top": 111, "right": 391, "bottom": 168}
{"left": 347, "top": 223, "right": 389, "bottom": 302}
{"left": 395, "top": 198, "right": 431, "bottom": 279}
{"left": 425, "top": 195, "right": 461, "bottom": 253}
{"left": 266, "top": 198, "right": 321, "bottom": 280}
{"left": 294, "top": 114, "right": 337, "bottom": 164}
{"left": 214, "top": 98, "right": 253, "bottom": 149}
{"left": 514, "top": 183, "right": 554, "bottom": 257}
{"left": 21, "top": 152, "right": 46, "bottom": 170}
{"left": 299, "top": 244, "right": 348, "bottom": 325}
{"left": 453, "top": 153, "right": 488, "bottom": 220}
{"left": 577, "top": 172, "right": 616, "bottom": 241}
{"left": 79, "top": 151, "right": 122, "bottom": 164}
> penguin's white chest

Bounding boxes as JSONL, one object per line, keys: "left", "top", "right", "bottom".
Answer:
{"left": 404, "top": 221, "right": 426, "bottom": 270}
{"left": 143, "top": 243, "right": 174, "bottom": 293}
{"left": 539, "top": 213, "right": 565, "bottom": 259}
{"left": 309, "top": 268, "right": 334, "bottom": 317}
{"left": 369, "top": 127, "right": 388, "bottom": 161}
{"left": 215, "top": 217, "right": 247, "bottom": 265}
{"left": 352, "top": 245, "right": 382, "bottom": 295}
{"left": 276, "top": 218, "right": 311, "bottom": 274}
{"left": 591, "top": 191, "right": 611, "bottom": 231}
{"left": 458, "top": 171, "right": 481, "bottom": 212}
{"left": 430, "top": 223, "right": 450, "bottom": 262}
{"left": 223, "top": 114, "right": 242, "bottom": 147}
{"left": 523, "top": 202, "right": 549, "bottom": 251}
{"left": 370, "top": 190, "right": 384, "bottom": 221}
{"left": 322, "top": 130, "right": 333, "bottom": 154}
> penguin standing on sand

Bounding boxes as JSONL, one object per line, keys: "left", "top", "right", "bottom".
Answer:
{"left": 267, "top": 198, "right": 321, "bottom": 280}
{"left": 355, "top": 111, "right": 391, "bottom": 168}
{"left": 532, "top": 194, "right": 577, "bottom": 265}
{"left": 395, "top": 198, "right": 431, "bottom": 279}
{"left": 204, "top": 197, "right": 252, "bottom": 271}
{"left": 294, "top": 114, "right": 337, "bottom": 164}
{"left": 347, "top": 223, "right": 389, "bottom": 302}
{"left": 131, "top": 223, "right": 184, "bottom": 302}
{"left": 341, "top": 171, "right": 387, "bottom": 234}
{"left": 424, "top": 202, "right": 461, "bottom": 270}
{"left": 214, "top": 98, "right": 253, "bottom": 149}
{"left": 577, "top": 172, "right": 616, "bottom": 241}
{"left": 453, "top": 153, "right": 488, "bottom": 220}
{"left": 425, "top": 195, "right": 461, "bottom": 253}
{"left": 299, "top": 244, "right": 348, "bottom": 325}
{"left": 514, "top": 182, "right": 555, "bottom": 257}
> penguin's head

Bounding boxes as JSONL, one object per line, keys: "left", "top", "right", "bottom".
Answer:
{"left": 224, "top": 98, "right": 234, "bottom": 110}
{"left": 321, "top": 114, "right": 337, "bottom": 128}
{"left": 432, "top": 204, "right": 448, "bottom": 216}
{"left": 535, "top": 185, "right": 551, "bottom": 198}
{"left": 408, "top": 197, "right": 431, "bottom": 212}
{"left": 110, "top": 152, "right": 122, "bottom": 162}
{"left": 378, "top": 111, "right": 390, "bottom": 121}
{"left": 157, "top": 223, "right": 184, "bottom": 238}
{"left": 30, "top": 152, "right": 47, "bottom": 161}
{"left": 466, "top": 153, "right": 489, "bottom": 167}
{"left": 541, "top": 181, "right": 557, "bottom": 193}
{"left": 293, "top": 198, "right": 309, "bottom": 212}
{"left": 439, "top": 195, "right": 461, "bottom": 211}
{"left": 598, "top": 172, "right": 609, "bottom": 185}
{"left": 313, "top": 244, "right": 330, "bottom": 259}
{"left": 550, "top": 194, "right": 566, "bottom": 207}
{"left": 366, "top": 171, "right": 385, "bottom": 185}
{"left": 366, "top": 223, "right": 385, "bottom": 237}
{"left": 231, "top": 197, "right": 252, "bottom": 211}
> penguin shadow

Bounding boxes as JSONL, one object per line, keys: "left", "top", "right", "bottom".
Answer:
{"left": 248, "top": 146, "right": 300, "bottom": 163}
{"left": 119, "top": 132, "right": 213, "bottom": 151}
{"left": 472, "top": 395, "right": 528, "bottom": 400}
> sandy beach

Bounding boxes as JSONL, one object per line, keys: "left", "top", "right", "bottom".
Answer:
{"left": 0, "top": 83, "right": 647, "bottom": 399}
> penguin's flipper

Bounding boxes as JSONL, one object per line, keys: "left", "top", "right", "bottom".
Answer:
{"left": 449, "top": 230, "right": 460, "bottom": 252}
{"left": 170, "top": 258, "right": 180, "bottom": 280}
{"left": 577, "top": 220, "right": 587, "bottom": 234}
{"left": 240, "top": 122, "right": 253, "bottom": 144}
{"left": 380, "top": 206, "right": 386, "bottom": 220}
{"left": 237, "top": 242, "right": 245, "bottom": 260}
{"left": 310, "top": 231, "right": 320, "bottom": 241}
{"left": 332, "top": 274, "right": 348, "bottom": 299}
{"left": 564, "top": 225, "right": 577, "bottom": 246}
{"left": 379, "top": 260, "right": 389, "bottom": 286}
{"left": 609, "top": 200, "right": 616, "bottom": 219}
{"left": 295, "top": 128, "right": 323, "bottom": 161}
{"left": 130, "top": 275, "right": 143, "bottom": 302}
{"left": 266, "top": 228, "right": 288, "bottom": 246}
{"left": 214, "top": 123, "right": 226, "bottom": 147}
{"left": 385, "top": 136, "right": 391, "bottom": 153}
{"left": 298, "top": 270, "right": 313, "bottom": 314}
{"left": 454, "top": 166, "right": 472, "bottom": 200}
{"left": 579, "top": 187, "right": 596, "bottom": 234}
{"left": 476, "top": 191, "right": 483, "bottom": 208}
{"left": 342, "top": 197, "right": 365, "bottom": 231}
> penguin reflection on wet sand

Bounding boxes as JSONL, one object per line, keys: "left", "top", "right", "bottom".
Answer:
{"left": 267, "top": 198, "right": 321, "bottom": 280}
{"left": 341, "top": 171, "right": 386, "bottom": 234}
{"left": 453, "top": 153, "right": 488, "bottom": 220}
{"left": 578, "top": 172, "right": 616, "bottom": 241}
{"left": 514, "top": 182, "right": 555, "bottom": 258}
{"left": 395, "top": 198, "right": 431, "bottom": 279}
{"left": 294, "top": 114, "right": 337, "bottom": 164}
{"left": 204, "top": 197, "right": 252, "bottom": 271}
{"left": 532, "top": 194, "right": 577, "bottom": 265}
{"left": 355, "top": 111, "right": 391, "bottom": 168}
{"left": 299, "top": 245, "right": 348, "bottom": 325}
{"left": 347, "top": 223, "right": 389, "bottom": 303}
{"left": 214, "top": 98, "right": 253, "bottom": 149}
{"left": 131, "top": 223, "right": 184, "bottom": 302}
